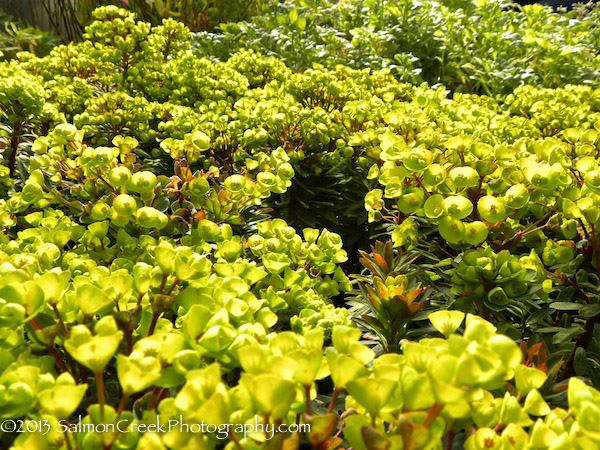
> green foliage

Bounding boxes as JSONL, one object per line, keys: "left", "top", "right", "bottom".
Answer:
{"left": 1, "top": 5, "right": 600, "bottom": 450}
{"left": 0, "top": 8, "right": 59, "bottom": 61}
{"left": 350, "top": 241, "right": 431, "bottom": 352}
{"left": 97, "top": 0, "right": 272, "bottom": 32}
{"left": 193, "top": 0, "right": 600, "bottom": 96}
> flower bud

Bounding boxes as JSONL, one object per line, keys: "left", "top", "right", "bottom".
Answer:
{"left": 560, "top": 219, "right": 577, "bottom": 239}
{"left": 90, "top": 202, "right": 111, "bottom": 221}
{"left": 464, "top": 221, "right": 488, "bottom": 245}
{"left": 54, "top": 123, "right": 77, "bottom": 142}
{"left": 264, "top": 237, "right": 282, "bottom": 252}
{"left": 257, "top": 172, "right": 277, "bottom": 189}
{"left": 92, "top": 147, "right": 118, "bottom": 166}
{"left": 108, "top": 166, "right": 132, "bottom": 187}
{"left": 21, "top": 182, "right": 43, "bottom": 204}
{"left": 504, "top": 184, "right": 529, "bottom": 209}
{"left": 442, "top": 195, "right": 473, "bottom": 219}
{"left": 438, "top": 216, "right": 465, "bottom": 244}
{"left": 134, "top": 206, "right": 167, "bottom": 229}
{"left": 129, "top": 171, "right": 158, "bottom": 193}
{"left": 404, "top": 148, "right": 433, "bottom": 171}
{"left": 424, "top": 163, "right": 446, "bottom": 186}
{"left": 111, "top": 211, "right": 129, "bottom": 227}
{"left": 191, "top": 131, "right": 210, "bottom": 151}
{"left": 397, "top": 188, "right": 425, "bottom": 214}
{"left": 247, "top": 235, "right": 264, "bottom": 252}
{"left": 478, "top": 196, "right": 508, "bottom": 223}
{"left": 112, "top": 194, "right": 137, "bottom": 216}
{"left": 255, "top": 128, "right": 268, "bottom": 142}
{"left": 189, "top": 177, "right": 210, "bottom": 196}
{"left": 449, "top": 166, "right": 479, "bottom": 188}
{"left": 277, "top": 163, "right": 294, "bottom": 180}
{"left": 224, "top": 174, "right": 246, "bottom": 192}
{"left": 488, "top": 287, "right": 508, "bottom": 306}
{"left": 424, "top": 194, "right": 444, "bottom": 218}
{"left": 197, "top": 219, "right": 220, "bottom": 241}
{"left": 88, "top": 221, "right": 109, "bottom": 239}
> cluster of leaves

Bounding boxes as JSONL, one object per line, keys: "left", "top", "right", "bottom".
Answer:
{"left": 193, "top": 0, "right": 600, "bottom": 96}
{"left": 0, "top": 8, "right": 59, "bottom": 61}
{"left": 1, "top": 5, "right": 600, "bottom": 449}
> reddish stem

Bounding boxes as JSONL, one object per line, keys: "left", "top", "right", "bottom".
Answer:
{"left": 304, "top": 384, "right": 313, "bottom": 415}
{"left": 445, "top": 430, "right": 455, "bottom": 450}
{"left": 327, "top": 388, "right": 340, "bottom": 414}
{"left": 422, "top": 403, "right": 444, "bottom": 428}
{"left": 166, "top": 279, "right": 180, "bottom": 296}
{"left": 147, "top": 311, "right": 160, "bottom": 336}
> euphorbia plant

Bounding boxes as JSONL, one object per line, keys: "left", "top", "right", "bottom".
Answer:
{"left": 0, "top": 5, "right": 600, "bottom": 449}
{"left": 0, "top": 69, "right": 48, "bottom": 177}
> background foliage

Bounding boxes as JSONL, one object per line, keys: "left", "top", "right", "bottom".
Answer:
{"left": 194, "top": 0, "right": 600, "bottom": 96}
{"left": 0, "top": 8, "right": 59, "bottom": 60}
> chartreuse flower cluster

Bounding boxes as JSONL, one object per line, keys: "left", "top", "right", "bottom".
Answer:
{"left": 0, "top": 123, "right": 294, "bottom": 233}
{"left": 0, "top": 212, "right": 351, "bottom": 448}
{"left": 360, "top": 93, "right": 600, "bottom": 338}
{"left": 365, "top": 115, "right": 600, "bottom": 246}
{"left": 449, "top": 247, "right": 549, "bottom": 314}
{"left": 9, "top": 311, "right": 600, "bottom": 449}
{"left": 0, "top": 205, "right": 350, "bottom": 343}
{"left": 7, "top": 4, "right": 597, "bottom": 185}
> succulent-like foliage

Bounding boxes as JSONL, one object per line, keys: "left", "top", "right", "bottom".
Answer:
{"left": 0, "top": 4, "right": 599, "bottom": 450}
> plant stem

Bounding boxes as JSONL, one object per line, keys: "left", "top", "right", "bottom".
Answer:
{"left": 445, "top": 430, "right": 455, "bottom": 450}
{"left": 79, "top": 363, "right": 89, "bottom": 392}
{"left": 496, "top": 211, "right": 553, "bottom": 251}
{"left": 52, "top": 304, "right": 69, "bottom": 336}
{"left": 96, "top": 171, "right": 116, "bottom": 192}
{"left": 7, "top": 121, "right": 23, "bottom": 177}
{"left": 422, "top": 403, "right": 444, "bottom": 428}
{"left": 415, "top": 176, "right": 431, "bottom": 197}
{"left": 115, "top": 393, "right": 130, "bottom": 423}
{"left": 158, "top": 273, "right": 168, "bottom": 294}
{"left": 229, "top": 431, "right": 244, "bottom": 450}
{"left": 125, "top": 330, "right": 133, "bottom": 355}
{"left": 48, "top": 345, "right": 72, "bottom": 377}
{"left": 327, "top": 388, "right": 340, "bottom": 414}
{"left": 578, "top": 218, "right": 589, "bottom": 239}
{"left": 559, "top": 312, "right": 600, "bottom": 381}
{"left": 64, "top": 429, "right": 73, "bottom": 450}
{"left": 304, "top": 384, "right": 313, "bottom": 415}
{"left": 166, "top": 279, "right": 180, "bottom": 296}
{"left": 96, "top": 371, "right": 105, "bottom": 421}
{"left": 67, "top": 355, "right": 79, "bottom": 383}
{"left": 147, "top": 386, "right": 161, "bottom": 410}
{"left": 595, "top": 240, "right": 600, "bottom": 280}
{"left": 30, "top": 317, "right": 42, "bottom": 331}
{"left": 148, "top": 311, "right": 160, "bottom": 336}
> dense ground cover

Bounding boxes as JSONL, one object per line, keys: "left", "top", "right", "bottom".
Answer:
{"left": 194, "top": 0, "right": 600, "bottom": 95}
{"left": 0, "top": 3, "right": 600, "bottom": 449}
